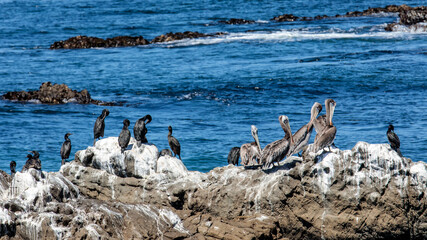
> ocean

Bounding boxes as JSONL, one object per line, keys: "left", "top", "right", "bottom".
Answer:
{"left": 0, "top": 0, "right": 426, "bottom": 173}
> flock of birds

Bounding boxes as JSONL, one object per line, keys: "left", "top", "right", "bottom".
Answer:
{"left": 8, "top": 98, "right": 403, "bottom": 177}
{"left": 227, "top": 99, "right": 403, "bottom": 169}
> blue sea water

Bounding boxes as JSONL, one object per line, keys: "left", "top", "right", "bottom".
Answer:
{"left": 0, "top": 0, "right": 426, "bottom": 173}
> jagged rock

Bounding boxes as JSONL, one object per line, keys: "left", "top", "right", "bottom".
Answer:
{"left": 271, "top": 14, "right": 299, "bottom": 22}
{"left": 50, "top": 35, "right": 149, "bottom": 49}
{"left": 1, "top": 140, "right": 426, "bottom": 239}
{"left": 219, "top": 18, "right": 256, "bottom": 24}
{"left": 2, "top": 82, "right": 115, "bottom": 105}
{"left": 385, "top": 7, "right": 427, "bottom": 31}
{"left": 150, "top": 31, "right": 226, "bottom": 43}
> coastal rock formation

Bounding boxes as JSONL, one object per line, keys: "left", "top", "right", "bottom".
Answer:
{"left": 385, "top": 7, "right": 427, "bottom": 31}
{"left": 0, "top": 139, "right": 426, "bottom": 239}
{"left": 151, "top": 31, "right": 225, "bottom": 43}
{"left": 2, "top": 82, "right": 115, "bottom": 105}
{"left": 50, "top": 35, "right": 149, "bottom": 49}
{"left": 219, "top": 18, "right": 256, "bottom": 24}
{"left": 271, "top": 14, "right": 300, "bottom": 22}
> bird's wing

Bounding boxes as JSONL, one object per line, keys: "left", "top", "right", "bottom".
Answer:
{"left": 314, "top": 126, "right": 337, "bottom": 152}
{"left": 313, "top": 115, "right": 327, "bottom": 134}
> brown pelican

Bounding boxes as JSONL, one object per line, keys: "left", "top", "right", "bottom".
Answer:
{"left": 287, "top": 102, "right": 322, "bottom": 157}
{"left": 134, "top": 114, "right": 152, "bottom": 147}
{"left": 10, "top": 161, "right": 16, "bottom": 178}
{"left": 313, "top": 99, "right": 337, "bottom": 153}
{"left": 240, "top": 125, "right": 262, "bottom": 166}
{"left": 93, "top": 109, "right": 110, "bottom": 146}
{"left": 387, "top": 124, "right": 402, "bottom": 157}
{"left": 22, "top": 151, "right": 41, "bottom": 172}
{"left": 227, "top": 147, "right": 240, "bottom": 166}
{"left": 118, "top": 119, "right": 131, "bottom": 154}
{"left": 60, "top": 133, "right": 72, "bottom": 165}
{"left": 168, "top": 126, "right": 181, "bottom": 160}
{"left": 261, "top": 115, "right": 294, "bottom": 169}
{"left": 313, "top": 99, "right": 336, "bottom": 142}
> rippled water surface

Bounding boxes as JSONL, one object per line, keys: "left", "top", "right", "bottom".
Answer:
{"left": 0, "top": 0, "right": 426, "bottom": 173}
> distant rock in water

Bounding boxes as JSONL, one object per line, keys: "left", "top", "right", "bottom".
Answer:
{"left": 385, "top": 6, "right": 427, "bottom": 31}
{"left": 50, "top": 35, "right": 149, "bottom": 49}
{"left": 271, "top": 14, "right": 299, "bottom": 22}
{"left": 219, "top": 18, "right": 256, "bottom": 24}
{"left": 150, "top": 31, "right": 225, "bottom": 43}
{"left": 2, "top": 82, "right": 115, "bottom": 105}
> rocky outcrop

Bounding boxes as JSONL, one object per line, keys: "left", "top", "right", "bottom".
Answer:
{"left": 151, "top": 31, "right": 225, "bottom": 43}
{"left": 219, "top": 18, "right": 255, "bottom": 24}
{"left": 50, "top": 35, "right": 149, "bottom": 49}
{"left": 2, "top": 82, "right": 115, "bottom": 105}
{"left": 385, "top": 7, "right": 427, "bottom": 31}
{"left": 0, "top": 139, "right": 426, "bottom": 239}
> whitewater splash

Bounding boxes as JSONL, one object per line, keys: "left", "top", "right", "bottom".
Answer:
{"left": 157, "top": 27, "right": 426, "bottom": 48}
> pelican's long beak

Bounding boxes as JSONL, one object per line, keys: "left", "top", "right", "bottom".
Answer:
{"left": 329, "top": 102, "right": 336, "bottom": 126}
{"left": 254, "top": 133, "right": 262, "bottom": 153}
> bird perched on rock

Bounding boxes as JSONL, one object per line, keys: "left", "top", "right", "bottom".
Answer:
{"left": 22, "top": 151, "right": 41, "bottom": 172}
{"left": 227, "top": 147, "right": 240, "bottom": 166}
{"left": 93, "top": 109, "right": 109, "bottom": 146}
{"left": 313, "top": 99, "right": 337, "bottom": 153}
{"left": 134, "top": 114, "right": 152, "bottom": 147}
{"left": 60, "top": 133, "right": 72, "bottom": 166}
{"left": 387, "top": 124, "right": 402, "bottom": 157}
{"left": 10, "top": 161, "right": 16, "bottom": 178}
{"left": 240, "top": 125, "right": 262, "bottom": 166}
{"left": 168, "top": 126, "right": 181, "bottom": 160}
{"left": 118, "top": 119, "right": 131, "bottom": 154}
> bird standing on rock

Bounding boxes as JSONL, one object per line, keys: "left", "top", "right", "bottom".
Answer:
{"left": 387, "top": 124, "right": 402, "bottom": 157}
{"left": 22, "top": 151, "right": 41, "bottom": 172}
{"left": 93, "top": 109, "right": 109, "bottom": 146}
{"left": 10, "top": 161, "right": 16, "bottom": 178}
{"left": 168, "top": 126, "right": 181, "bottom": 160}
{"left": 313, "top": 99, "right": 337, "bottom": 153}
{"left": 118, "top": 119, "right": 131, "bottom": 154}
{"left": 60, "top": 133, "right": 72, "bottom": 166}
{"left": 134, "top": 114, "right": 152, "bottom": 147}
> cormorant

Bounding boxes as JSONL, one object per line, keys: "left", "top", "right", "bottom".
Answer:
{"left": 22, "top": 151, "right": 41, "bottom": 172}
{"left": 118, "top": 119, "right": 131, "bottom": 154}
{"left": 93, "top": 109, "right": 110, "bottom": 146}
{"left": 60, "top": 133, "right": 72, "bottom": 166}
{"left": 134, "top": 115, "right": 152, "bottom": 147}
{"left": 227, "top": 147, "right": 240, "bottom": 166}
{"left": 240, "top": 125, "right": 262, "bottom": 166}
{"left": 387, "top": 124, "right": 402, "bottom": 157}
{"left": 168, "top": 126, "right": 181, "bottom": 160}
{"left": 10, "top": 161, "right": 16, "bottom": 178}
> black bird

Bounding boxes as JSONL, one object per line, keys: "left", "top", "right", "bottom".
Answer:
{"left": 134, "top": 115, "right": 152, "bottom": 147}
{"left": 10, "top": 161, "right": 16, "bottom": 178}
{"left": 387, "top": 124, "right": 402, "bottom": 157}
{"left": 60, "top": 133, "right": 72, "bottom": 166}
{"left": 168, "top": 126, "right": 181, "bottom": 160}
{"left": 93, "top": 109, "right": 110, "bottom": 146}
{"left": 22, "top": 151, "right": 41, "bottom": 172}
{"left": 227, "top": 147, "right": 240, "bottom": 166}
{"left": 118, "top": 119, "right": 131, "bottom": 154}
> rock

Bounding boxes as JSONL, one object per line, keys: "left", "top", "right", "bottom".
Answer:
{"left": 2, "top": 82, "right": 115, "bottom": 105}
{"left": 219, "top": 18, "right": 256, "bottom": 24}
{"left": 271, "top": 14, "right": 299, "bottom": 22}
{"left": 385, "top": 7, "right": 427, "bottom": 31}
{"left": 150, "top": 31, "right": 225, "bottom": 43}
{"left": 1, "top": 140, "right": 426, "bottom": 239}
{"left": 50, "top": 35, "right": 149, "bottom": 49}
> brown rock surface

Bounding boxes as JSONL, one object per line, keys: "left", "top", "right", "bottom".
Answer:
{"left": 50, "top": 35, "right": 149, "bottom": 49}
{"left": 2, "top": 82, "right": 115, "bottom": 105}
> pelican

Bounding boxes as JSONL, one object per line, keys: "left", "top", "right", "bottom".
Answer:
{"left": 287, "top": 102, "right": 322, "bottom": 157}
{"left": 168, "top": 126, "right": 181, "bottom": 160}
{"left": 118, "top": 119, "right": 131, "bottom": 154}
{"left": 227, "top": 147, "right": 240, "bottom": 166}
{"left": 60, "top": 133, "right": 72, "bottom": 165}
{"left": 261, "top": 115, "right": 293, "bottom": 169}
{"left": 134, "top": 114, "right": 152, "bottom": 147}
{"left": 93, "top": 109, "right": 110, "bottom": 146}
{"left": 313, "top": 99, "right": 336, "bottom": 142}
{"left": 387, "top": 124, "right": 402, "bottom": 157}
{"left": 313, "top": 99, "right": 337, "bottom": 153}
{"left": 240, "top": 125, "right": 262, "bottom": 166}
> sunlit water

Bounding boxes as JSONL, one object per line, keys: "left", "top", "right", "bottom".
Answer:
{"left": 0, "top": 0, "right": 426, "bottom": 173}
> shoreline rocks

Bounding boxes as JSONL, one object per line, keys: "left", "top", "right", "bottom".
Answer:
{"left": 2, "top": 82, "right": 116, "bottom": 105}
{"left": 50, "top": 35, "right": 149, "bottom": 49}
{"left": 385, "top": 7, "right": 427, "bottom": 31}
{"left": 1, "top": 139, "right": 425, "bottom": 239}
{"left": 150, "top": 31, "right": 225, "bottom": 43}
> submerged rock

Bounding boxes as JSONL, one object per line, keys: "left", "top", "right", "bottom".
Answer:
{"left": 50, "top": 35, "right": 150, "bottom": 49}
{"left": 150, "top": 31, "right": 225, "bottom": 43}
{"left": 2, "top": 82, "right": 115, "bottom": 105}
{"left": 1, "top": 140, "right": 426, "bottom": 239}
{"left": 219, "top": 18, "right": 256, "bottom": 24}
